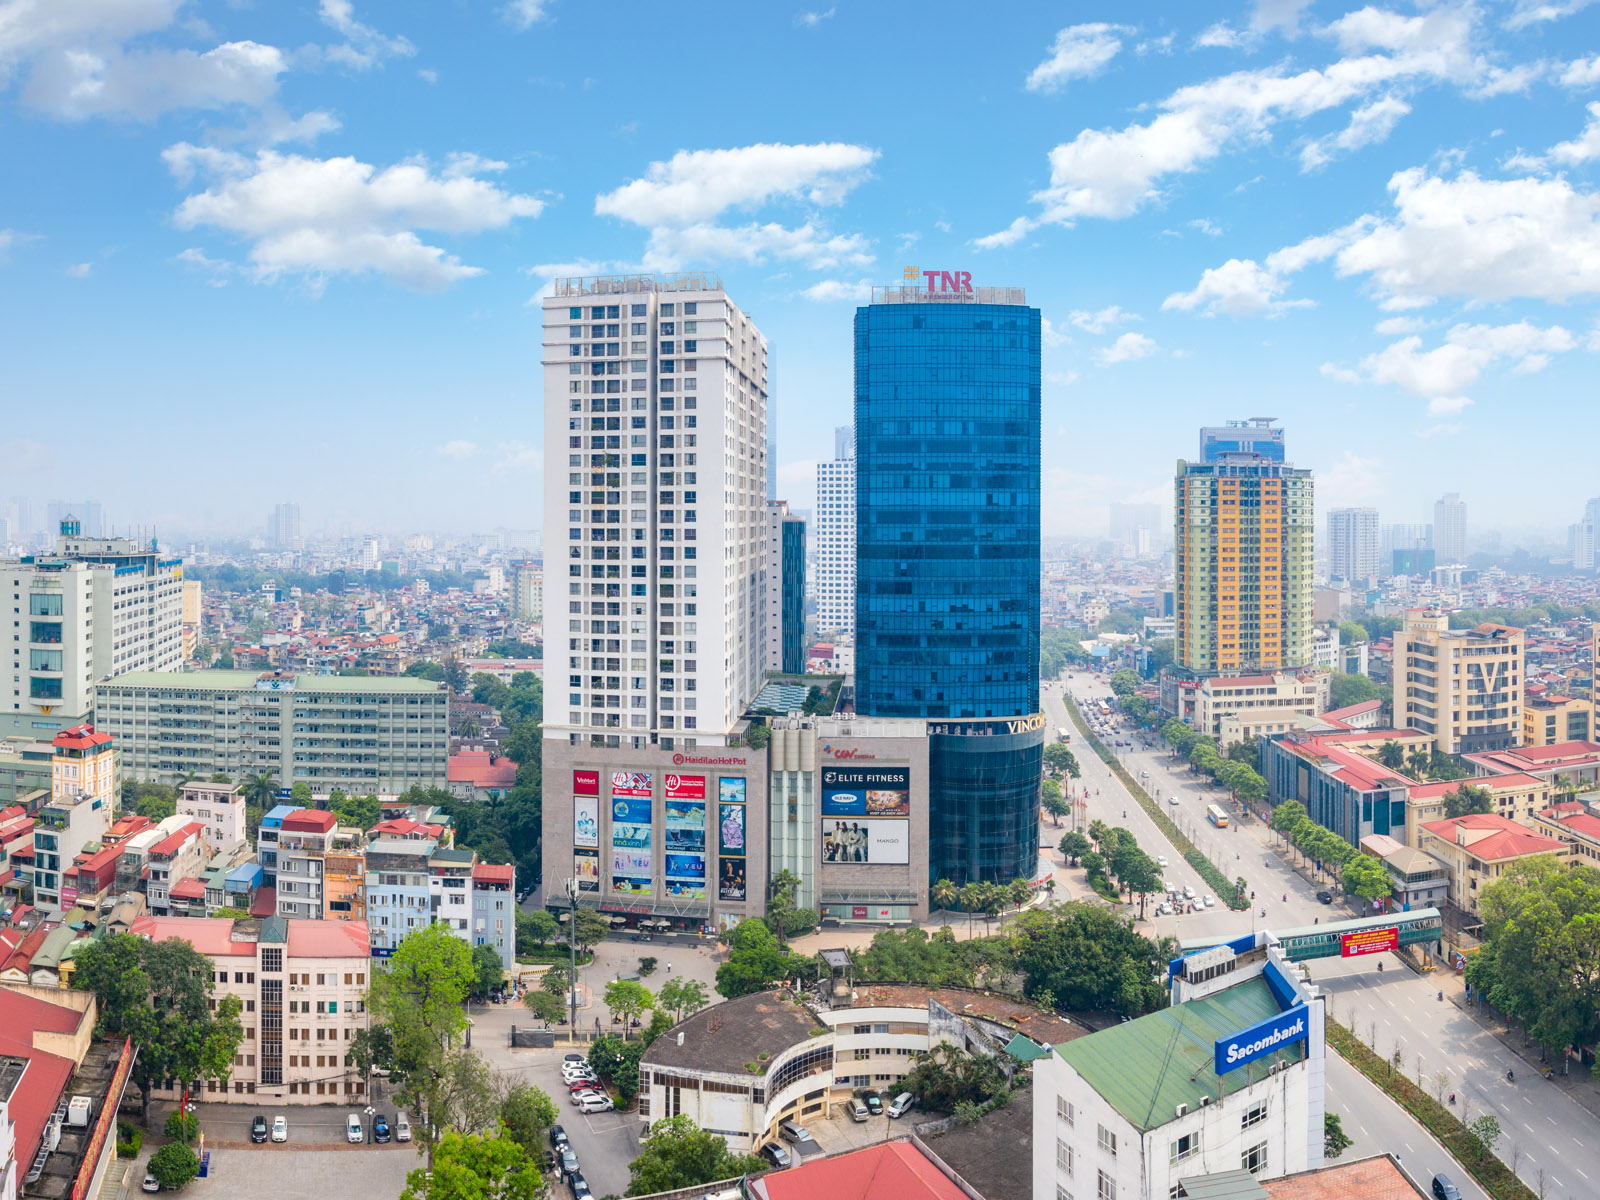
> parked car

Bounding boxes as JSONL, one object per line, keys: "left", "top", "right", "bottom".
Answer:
{"left": 562, "top": 1053, "right": 586, "bottom": 1064}
{"left": 887, "top": 1092, "right": 915, "bottom": 1119}
{"left": 346, "top": 1113, "right": 364, "bottom": 1144}
{"left": 395, "top": 1112, "right": 411, "bottom": 1143}
{"left": 142, "top": 1175, "right": 160, "bottom": 1193}
{"left": 848, "top": 1099, "right": 869, "bottom": 1122}
{"left": 250, "top": 1114, "right": 268, "bottom": 1143}
{"left": 1431, "top": 1175, "right": 1462, "bottom": 1200}
{"left": 760, "top": 1142, "right": 792, "bottom": 1168}
{"left": 558, "top": 1149, "right": 580, "bottom": 1182}
{"left": 1317, "top": 890, "right": 1334, "bottom": 904}
{"left": 374, "top": 1113, "right": 391, "bottom": 1143}
{"left": 779, "top": 1121, "right": 813, "bottom": 1145}
{"left": 1203, "top": 895, "right": 1215, "bottom": 908}
{"left": 568, "top": 1080, "right": 603, "bottom": 1094}
{"left": 864, "top": 1092, "right": 883, "bottom": 1116}
{"left": 271, "top": 1115, "right": 288, "bottom": 1143}
{"left": 550, "top": 1124, "right": 569, "bottom": 1149}
{"left": 568, "top": 1175, "right": 591, "bottom": 1199}
{"left": 575, "top": 1093, "right": 614, "bottom": 1113}
{"left": 1183, "top": 886, "right": 1196, "bottom": 899}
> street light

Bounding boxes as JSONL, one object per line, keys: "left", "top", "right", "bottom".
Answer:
{"left": 364, "top": 1104, "right": 375, "bottom": 1145}
{"left": 565, "top": 877, "right": 580, "bottom": 1036}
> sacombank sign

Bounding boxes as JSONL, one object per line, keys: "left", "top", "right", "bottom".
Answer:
{"left": 1214, "top": 1005, "right": 1308, "bottom": 1076}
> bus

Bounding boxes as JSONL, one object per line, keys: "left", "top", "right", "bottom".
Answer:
{"left": 1206, "top": 804, "right": 1230, "bottom": 829}
{"left": 1056, "top": 727, "right": 1071, "bottom": 744}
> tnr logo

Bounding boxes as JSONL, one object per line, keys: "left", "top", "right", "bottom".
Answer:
{"left": 904, "top": 267, "right": 971, "bottom": 294}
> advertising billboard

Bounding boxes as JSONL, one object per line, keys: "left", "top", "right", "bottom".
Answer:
{"left": 719, "top": 777, "right": 747, "bottom": 805}
{"left": 664, "top": 774, "right": 706, "bottom": 800}
{"left": 574, "top": 770, "right": 600, "bottom": 796}
{"left": 718, "top": 802, "right": 746, "bottom": 856}
{"left": 822, "top": 818, "right": 910, "bottom": 865}
{"left": 1213, "top": 1005, "right": 1309, "bottom": 1075}
{"left": 573, "top": 797, "right": 599, "bottom": 849}
{"left": 718, "top": 858, "right": 747, "bottom": 901}
{"left": 611, "top": 877, "right": 651, "bottom": 897}
{"left": 610, "top": 796, "right": 651, "bottom": 889}
{"left": 573, "top": 848, "right": 599, "bottom": 892}
{"left": 611, "top": 770, "right": 653, "bottom": 798}
{"left": 1340, "top": 926, "right": 1398, "bottom": 957}
{"left": 820, "top": 767, "right": 910, "bottom": 817}
{"left": 664, "top": 799, "right": 706, "bottom": 854}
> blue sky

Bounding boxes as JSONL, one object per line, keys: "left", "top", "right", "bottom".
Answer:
{"left": 3, "top": 0, "right": 1600, "bottom": 544}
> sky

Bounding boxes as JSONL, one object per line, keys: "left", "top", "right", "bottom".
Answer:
{"left": 3, "top": 0, "right": 1600, "bottom": 544}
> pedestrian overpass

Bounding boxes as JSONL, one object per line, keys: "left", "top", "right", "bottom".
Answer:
{"left": 1177, "top": 908, "right": 1442, "bottom": 964}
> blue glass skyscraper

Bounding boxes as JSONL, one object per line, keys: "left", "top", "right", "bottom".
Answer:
{"left": 853, "top": 282, "right": 1043, "bottom": 887}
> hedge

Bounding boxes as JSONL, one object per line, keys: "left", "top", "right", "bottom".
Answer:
{"left": 1065, "top": 695, "right": 1249, "bottom": 910}
{"left": 1326, "top": 1018, "right": 1535, "bottom": 1200}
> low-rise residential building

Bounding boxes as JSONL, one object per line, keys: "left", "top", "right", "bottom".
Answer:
{"left": 177, "top": 781, "right": 247, "bottom": 854}
{"left": 131, "top": 915, "right": 372, "bottom": 1104}
{"left": 1175, "top": 672, "right": 1328, "bottom": 743}
{"left": 447, "top": 751, "right": 518, "bottom": 803}
{"left": 144, "top": 822, "right": 210, "bottom": 916}
{"left": 1417, "top": 814, "right": 1567, "bottom": 917}
{"left": 1522, "top": 693, "right": 1594, "bottom": 747}
{"left": 364, "top": 837, "right": 434, "bottom": 958}
{"left": 32, "top": 727, "right": 115, "bottom": 913}
{"left": 275, "top": 810, "right": 339, "bottom": 922}
{"left": 428, "top": 847, "right": 475, "bottom": 940}
{"left": 471, "top": 863, "right": 514, "bottom": 972}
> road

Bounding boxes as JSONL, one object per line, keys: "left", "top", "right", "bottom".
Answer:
{"left": 1048, "top": 672, "right": 1600, "bottom": 1198}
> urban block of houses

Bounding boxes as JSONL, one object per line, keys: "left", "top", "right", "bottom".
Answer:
{"left": 1416, "top": 814, "right": 1567, "bottom": 917}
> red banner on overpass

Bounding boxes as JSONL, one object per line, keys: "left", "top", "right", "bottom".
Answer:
{"left": 1341, "top": 926, "right": 1398, "bottom": 957}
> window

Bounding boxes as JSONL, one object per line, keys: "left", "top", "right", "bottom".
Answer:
{"left": 1056, "top": 1097, "right": 1074, "bottom": 1126}
{"left": 1241, "top": 1141, "right": 1268, "bottom": 1175}
{"left": 1056, "top": 1138, "right": 1073, "bottom": 1174}
{"left": 1097, "top": 1125, "right": 1116, "bottom": 1157}
{"left": 1241, "top": 1099, "right": 1268, "bottom": 1130}
{"left": 1169, "top": 1130, "right": 1200, "bottom": 1163}
{"left": 1057, "top": 1189, "right": 1073, "bottom": 1200}
{"left": 1096, "top": 1170, "right": 1115, "bottom": 1200}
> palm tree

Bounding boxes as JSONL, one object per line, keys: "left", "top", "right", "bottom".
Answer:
{"left": 1405, "top": 747, "right": 1430, "bottom": 779}
{"left": 957, "top": 883, "right": 982, "bottom": 938}
{"left": 243, "top": 772, "right": 277, "bottom": 809}
{"left": 980, "top": 884, "right": 1003, "bottom": 935}
{"left": 1007, "top": 877, "right": 1032, "bottom": 914}
{"left": 931, "top": 878, "right": 957, "bottom": 921}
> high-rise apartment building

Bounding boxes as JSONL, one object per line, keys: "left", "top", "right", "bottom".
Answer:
{"left": 1434, "top": 493, "right": 1467, "bottom": 564}
{"left": 1394, "top": 609, "right": 1523, "bottom": 754}
{"left": 510, "top": 561, "right": 543, "bottom": 622}
{"left": 814, "top": 425, "right": 856, "bottom": 636}
{"left": 538, "top": 274, "right": 774, "bottom": 935}
{"left": 1570, "top": 498, "right": 1600, "bottom": 570}
{"left": 1326, "top": 507, "right": 1380, "bottom": 585}
{"left": 268, "top": 503, "right": 303, "bottom": 551}
{"left": 1, "top": 520, "right": 184, "bottom": 739}
{"left": 1174, "top": 423, "right": 1313, "bottom": 675}
{"left": 854, "top": 280, "right": 1042, "bottom": 886}
{"left": 1199, "top": 418, "right": 1284, "bottom": 463}
{"left": 763, "top": 501, "right": 805, "bottom": 674}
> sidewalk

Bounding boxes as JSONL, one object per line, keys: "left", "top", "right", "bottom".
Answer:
{"left": 1446, "top": 986, "right": 1600, "bottom": 1121}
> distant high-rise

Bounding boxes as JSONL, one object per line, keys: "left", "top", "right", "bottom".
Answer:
{"left": 1571, "top": 498, "right": 1600, "bottom": 570}
{"left": 1108, "top": 501, "right": 1162, "bottom": 554}
{"left": 510, "top": 562, "right": 543, "bottom": 622}
{"left": 1199, "top": 418, "right": 1285, "bottom": 464}
{"left": 854, "top": 280, "right": 1041, "bottom": 886}
{"left": 1174, "top": 421, "right": 1313, "bottom": 674}
{"left": 815, "top": 425, "right": 856, "bottom": 635}
{"left": 764, "top": 501, "right": 805, "bottom": 674}
{"left": 1326, "top": 508, "right": 1380, "bottom": 585}
{"left": 1434, "top": 493, "right": 1467, "bottom": 564}
{"left": 46, "top": 501, "right": 102, "bottom": 538}
{"left": 268, "top": 502, "right": 303, "bottom": 551}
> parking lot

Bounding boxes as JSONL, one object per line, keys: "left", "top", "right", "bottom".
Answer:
{"left": 806, "top": 1097, "right": 906, "bottom": 1159}
{"left": 176, "top": 1147, "right": 413, "bottom": 1200}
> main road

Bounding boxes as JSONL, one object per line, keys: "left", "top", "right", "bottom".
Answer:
{"left": 1042, "top": 673, "right": 1600, "bottom": 1198}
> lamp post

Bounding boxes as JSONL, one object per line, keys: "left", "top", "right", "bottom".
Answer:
{"left": 565, "top": 877, "right": 580, "bottom": 1036}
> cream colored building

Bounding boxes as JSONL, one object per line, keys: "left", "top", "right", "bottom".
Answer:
{"left": 1189, "top": 671, "right": 1328, "bottom": 742}
{"left": 1522, "top": 693, "right": 1593, "bottom": 747}
{"left": 510, "top": 562, "right": 542, "bottom": 623}
{"left": 181, "top": 579, "right": 203, "bottom": 659}
{"left": 1416, "top": 814, "right": 1565, "bottom": 917}
{"left": 1406, "top": 773, "right": 1551, "bottom": 846}
{"left": 1393, "top": 610, "right": 1523, "bottom": 755}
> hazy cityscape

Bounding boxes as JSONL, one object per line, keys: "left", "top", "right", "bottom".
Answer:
{"left": 5, "top": 4, "right": 1600, "bottom": 1200}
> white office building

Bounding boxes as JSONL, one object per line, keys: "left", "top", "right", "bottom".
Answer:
{"left": 1034, "top": 934, "right": 1325, "bottom": 1200}
{"left": 814, "top": 425, "right": 855, "bottom": 636}
{"left": 541, "top": 272, "right": 769, "bottom": 750}
{"left": 1326, "top": 507, "right": 1379, "bottom": 586}
{"left": 268, "top": 503, "right": 303, "bottom": 552}
{"left": 1433, "top": 493, "right": 1467, "bottom": 565}
{"left": 511, "top": 561, "right": 544, "bottom": 622}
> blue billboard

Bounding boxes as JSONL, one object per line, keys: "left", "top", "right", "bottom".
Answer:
{"left": 1214, "top": 1005, "right": 1308, "bottom": 1076}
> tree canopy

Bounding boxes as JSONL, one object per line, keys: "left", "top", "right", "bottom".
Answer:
{"left": 1328, "top": 671, "right": 1385, "bottom": 710}
{"left": 1443, "top": 784, "right": 1494, "bottom": 818}
{"left": 401, "top": 1131, "right": 543, "bottom": 1200}
{"left": 714, "top": 918, "right": 810, "bottom": 999}
{"left": 1012, "top": 903, "right": 1166, "bottom": 1016}
{"left": 625, "top": 1116, "right": 765, "bottom": 1197}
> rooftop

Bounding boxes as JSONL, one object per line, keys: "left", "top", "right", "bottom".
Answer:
{"left": 448, "top": 751, "right": 518, "bottom": 788}
{"left": 98, "top": 669, "right": 444, "bottom": 693}
{"left": 847, "top": 984, "right": 1084, "bottom": 1050}
{"left": 1056, "top": 978, "right": 1300, "bottom": 1132}
{"left": 1419, "top": 814, "right": 1566, "bottom": 861}
{"left": 1258, "top": 1153, "right": 1425, "bottom": 1199}
{"left": 916, "top": 1082, "right": 1032, "bottom": 1200}
{"left": 282, "top": 809, "right": 337, "bottom": 833}
{"left": 642, "top": 989, "right": 819, "bottom": 1077}
{"left": 755, "top": 1140, "right": 969, "bottom": 1200}
{"left": 1320, "top": 700, "right": 1383, "bottom": 722}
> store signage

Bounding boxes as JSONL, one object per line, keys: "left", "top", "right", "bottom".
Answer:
{"left": 671, "top": 753, "right": 746, "bottom": 766}
{"left": 823, "top": 745, "right": 876, "bottom": 759}
{"left": 1214, "top": 1005, "right": 1308, "bottom": 1075}
{"left": 1340, "top": 926, "right": 1398, "bottom": 958}
{"left": 903, "top": 266, "right": 972, "bottom": 293}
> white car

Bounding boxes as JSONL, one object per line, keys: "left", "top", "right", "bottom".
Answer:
{"left": 346, "top": 1113, "right": 363, "bottom": 1144}
{"left": 1156, "top": 855, "right": 1168, "bottom": 867}
{"left": 1168, "top": 794, "right": 1180, "bottom": 806}
{"left": 562, "top": 1065, "right": 598, "bottom": 1081}
{"left": 574, "top": 1092, "right": 614, "bottom": 1113}
{"left": 271, "top": 1115, "right": 288, "bottom": 1143}
{"left": 1203, "top": 895, "right": 1215, "bottom": 908}
{"left": 1157, "top": 902, "right": 1172, "bottom": 915}
{"left": 1183, "top": 886, "right": 1196, "bottom": 900}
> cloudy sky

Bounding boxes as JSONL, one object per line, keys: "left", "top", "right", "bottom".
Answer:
{"left": 3, "top": 0, "right": 1599, "bottom": 542}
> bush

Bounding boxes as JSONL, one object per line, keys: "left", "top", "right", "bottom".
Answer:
{"left": 164, "top": 1111, "right": 198, "bottom": 1144}
{"left": 115, "top": 1122, "right": 141, "bottom": 1158}
{"left": 639, "top": 956, "right": 657, "bottom": 975}
{"left": 148, "top": 1142, "right": 199, "bottom": 1191}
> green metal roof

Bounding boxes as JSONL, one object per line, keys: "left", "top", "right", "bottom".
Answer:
{"left": 1003, "top": 1033, "right": 1051, "bottom": 1062}
{"left": 1055, "top": 979, "right": 1302, "bottom": 1132}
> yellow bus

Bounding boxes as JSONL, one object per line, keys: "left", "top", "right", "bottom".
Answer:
{"left": 1206, "top": 804, "right": 1229, "bottom": 828}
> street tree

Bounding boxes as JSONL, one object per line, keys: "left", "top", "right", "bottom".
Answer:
{"left": 1042, "top": 781, "right": 1070, "bottom": 826}
{"left": 540, "top": 961, "right": 573, "bottom": 997}
{"left": 401, "top": 1131, "right": 543, "bottom": 1200}
{"left": 521, "top": 990, "right": 565, "bottom": 1025}
{"left": 1162, "top": 719, "right": 1197, "bottom": 757}
{"left": 570, "top": 907, "right": 611, "bottom": 953}
{"left": 930, "top": 878, "right": 958, "bottom": 917}
{"left": 656, "top": 977, "right": 709, "bottom": 1024}
{"left": 1058, "top": 831, "right": 1091, "bottom": 866}
{"left": 515, "top": 909, "right": 560, "bottom": 956}
{"left": 1324, "top": 1113, "right": 1353, "bottom": 1159}
{"left": 1108, "top": 669, "right": 1140, "bottom": 698}
{"left": 766, "top": 868, "right": 817, "bottom": 942}
{"left": 625, "top": 1116, "right": 765, "bottom": 1197}
{"left": 603, "top": 978, "right": 656, "bottom": 1027}
{"left": 1341, "top": 854, "right": 1392, "bottom": 905}
{"left": 1043, "top": 743, "right": 1081, "bottom": 778}
{"left": 471, "top": 944, "right": 505, "bottom": 998}
{"left": 498, "top": 1084, "right": 559, "bottom": 1157}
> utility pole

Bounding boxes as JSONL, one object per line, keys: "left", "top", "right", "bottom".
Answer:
{"left": 566, "top": 876, "right": 580, "bottom": 1035}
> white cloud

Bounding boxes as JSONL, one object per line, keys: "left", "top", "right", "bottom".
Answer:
{"left": 174, "top": 246, "right": 232, "bottom": 286}
{"left": 437, "top": 440, "right": 479, "bottom": 460}
{"left": 1472, "top": 62, "right": 1546, "bottom": 98}
{"left": 801, "top": 277, "right": 871, "bottom": 302}
{"left": 164, "top": 144, "right": 543, "bottom": 291}
{"left": 1026, "top": 23, "right": 1130, "bottom": 93}
{"left": 1506, "top": 0, "right": 1598, "bottom": 30}
{"left": 418, "top": 67, "right": 437, "bottom": 84}
{"left": 1047, "top": 369, "right": 1080, "bottom": 387}
{"left": 983, "top": 5, "right": 1500, "bottom": 239}
{"left": 64, "top": 261, "right": 91, "bottom": 277}
{"left": 1162, "top": 227, "right": 1345, "bottom": 316}
{"left": 794, "top": 7, "right": 835, "bottom": 28}
{"left": 1321, "top": 451, "right": 1381, "bottom": 502}
{"left": 1415, "top": 422, "right": 1463, "bottom": 439}
{"left": 1561, "top": 55, "right": 1600, "bottom": 87}
{"left": 1427, "top": 395, "right": 1473, "bottom": 415}
{"left": 0, "top": 229, "right": 15, "bottom": 260}
{"left": 492, "top": 441, "right": 541, "bottom": 473}
{"left": 1551, "top": 102, "right": 1600, "bottom": 164}
{"left": 1189, "top": 217, "right": 1223, "bottom": 236}
{"left": 596, "top": 143, "right": 877, "bottom": 271}
{"left": 315, "top": 0, "right": 413, "bottom": 70}
{"left": 1328, "top": 321, "right": 1576, "bottom": 400}
{"left": 1096, "top": 332, "right": 1158, "bottom": 364}
{"left": 1251, "top": 0, "right": 1313, "bottom": 37}
{"left": 23, "top": 38, "right": 286, "bottom": 120}
{"left": 1040, "top": 317, "right": 1069, "bottom": 347}
{"left": 1375, "top": 316, "right": 1425, "bottom": 335}
{"left": 1299, "top": 93, "right": 1410, "bottom": 171}
{"left": 1195, "top": 23, "right": 1245, "bottom": 49}
{"left": 972, "top": 216, "right": 1033, "bottom": 250}
{"left": 502, "top": 0, "right": 551, "bottom": 30}
{"left": 1067, "top": 305, "right": 1136, "bottom": 334}
{"left": 1135, "top": 33, "right": 1175, "bottom": 56}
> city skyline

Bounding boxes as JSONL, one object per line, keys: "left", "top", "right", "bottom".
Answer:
{"left": 5, "top": 1, "right": 1600, "bottom": 536}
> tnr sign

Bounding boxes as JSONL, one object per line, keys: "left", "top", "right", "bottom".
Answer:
{"left": 903, "top": 266, "right": 972, "bottom": 294}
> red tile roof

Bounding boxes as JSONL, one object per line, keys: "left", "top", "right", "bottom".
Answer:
{"left": 1420, "top": 814, "right": 1566, "bottom": 861}
{"left": 1538, "top": 806, "right": 1600, "bottom": 842}
{"left": 759, "top": 1142, "right": 969, "bottom": 1200}
{"left": 1261, "top": 1153, "right": 1427, "bottom": 1199}
{"left": 285, "top": 920, "right": 370, "bottom": 958}
{"left": 0, "top": 989, "right": 86, "bottom": 1170}
{"left": 1321, "top": 700, "right": 1383, "bottom": 721}
{"left": 473, "top": 863, "right": 514, "bottom": 884}
{"left": 370, "top": 818, "right": 443, "bottom": 839}
{"left": 149, "top": 822, "right": 206, "bottom": 858}
{"left": 131, "top": 915, "right": 257, "bottom": 956}
{"left": 448, "top": 751, "right": 518, "bottom": 788}
{"left": 168, "top": 878, "right": 206, "bottom": 900}
{"left": 52, "top": 724, "right": 111, "bottom": 750}
{"left": 1409, "top": 772, "right": 1547, "bottom": 798}
{"left": 282, "top": 809, "right": 337, "bottom": 833}
{"left": 1284, "top": 739, "right": 1408, "bottom": 792}
{"left": 250, "top": 887, "right": 276, "bottom": 918}
{"left": 1, "top": 925, "right": 50, "bottom": 974}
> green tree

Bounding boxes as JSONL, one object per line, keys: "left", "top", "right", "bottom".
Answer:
{"left": 329, "top": 792, "right": 381, "bottom": 830}
{"left": 471, "top": 673, "right": 512, "bottom": 710}
{"left": 401, "top": 1131, "right": 543, "bottom": 1200}
{"left": 715, "top": 918, "right": 801, "bottom": 999}
{"left": 471, "top": 944, "right": 505, "bottom": 997}
{"left": 1162, "top": 719, "right": 1198, "bottom": 757}
{"left": 603, "top": 978, "right": 656, "bottom": 1027}
{"left": 147, "top": 1142, "right": 200, "bottom": 1191}
{"left": 586, "top": 1033, "right": 647, "bottom": 1103}
{"left": 1341, "top": 854, "right": 1392, "bottom": 904}
{"left": 1042, "top": 780, "right": 1070, "bottom": 826}
{"left": 1080, "top": 850, "right": 1105, "bottom": 880}
{"left": 516, "top": 909, "right": 560, "bottom": 956}
{"left": 1013, "top": 903, "right": 1166, "bottom": 1016}
{"left": 136, "top": 794, "right": 177, "bottom": 823}
{"left": 405, "top": 660, "right": 447, "bottom": 682}
{"left": 745, "top": 722, "right": 771, "bottom": 749}
{"left": 625, "top": 1116, "right": 766, "bottom": 1197}
{"left": 766, "top": 868, "right": 817, "bottom": 942}
{"left": 289, "top": 782, "right": 313, "bottom": 806}
{"left": 1328, "top": 672, "right": 1385, "bottom": 710}
{"left": 1117, "top": 849, "right": 1164, "bottom": 918}
{"left": 164, "top": 1111, "right": 198, "bottom": 1144}
{"left": 522, "top": 990, "right": 565, "bottom": 1024}
{"left": 930, "top": 878, "right": 958, "bottom": 916}
{"left": 541, "top": 961, "right": 572, "bottom": 997}
{"left": 1376, "top": 741, "right": 1406, "bottom": 769}
{"left": 498, "top": 1084, "right": 558, "bottom": 1158}
{"left": 1324, "top": 1112, "right": 1354, "bottom": 1159}
{"left": 1058, "top": 831, "right": 1091, "bottom": 866}
{"left": 1466, "top": 1114, "right": 1501, "bottom": 1163}
{"left": 1108, "top": 668, "right": 1140, "bottom": 698}
{"left": 656, "top": 977, "right": 709, "bottom": 1024}
{"left": 1444, "top": 784, "right": 1494, "bottom": 818}
{"left": 898, "top": 1042, "right": 1010, "bottom": 1111}
{"left": 243, "top": 772, "right": 277, "bottom": 809}
{"left": 1271, "top": 801, "right": 1308, "bottom": 839}
{"left": 1043, "top": 743, "right": 1081, "bottom": 778}
{"left": 570, "top": 907, "right": 611, "bottom": 954}
{"left": 443, "top": 657, "right": 468, "bottom": 693}
{"left": 1337, "top": 620, "right": 1370, "bottom": 647}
